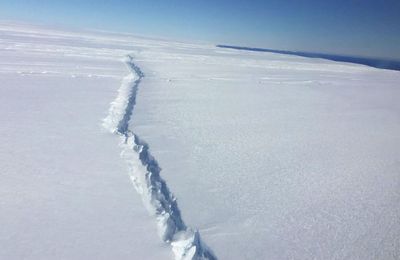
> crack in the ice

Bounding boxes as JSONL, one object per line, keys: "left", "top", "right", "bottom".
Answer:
{"left": 103, "top": 55, "right": 216, "bottom": 260}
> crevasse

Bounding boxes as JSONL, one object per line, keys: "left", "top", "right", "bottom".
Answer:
{"left": 103, "top": 55, "right": 216, "bottom": 260}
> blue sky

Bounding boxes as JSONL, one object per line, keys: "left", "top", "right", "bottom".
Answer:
{"left": 1, "top": 0, "right": 399, "bottom": 59}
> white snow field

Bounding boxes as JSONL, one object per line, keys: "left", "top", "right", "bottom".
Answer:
{"left": 1, "top": 22, "right": 400, "bottom": 260}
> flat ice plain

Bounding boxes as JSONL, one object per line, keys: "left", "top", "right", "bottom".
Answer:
{"left": 1, "top": 22, "right": 400, "bottom": 259}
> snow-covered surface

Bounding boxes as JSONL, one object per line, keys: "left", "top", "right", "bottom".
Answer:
{"left": 132, "top": 46, "right": 400, "bottom": 259}
{"left": 0, "top": 23, "right": 171, "bottom": 259}
{"left": 1, "top": 22, "right": 400, "bottom": 259}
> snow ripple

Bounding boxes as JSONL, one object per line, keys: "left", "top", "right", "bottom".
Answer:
{"left": 103, "top": 55, "right": 216, "bottom": 260}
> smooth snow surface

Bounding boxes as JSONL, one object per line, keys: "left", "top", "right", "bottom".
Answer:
{"left": 0, "top": 23, "right": 171, "bottom": 260}
{"left": 1, "top": 23, "right": 400, "bottom": 260}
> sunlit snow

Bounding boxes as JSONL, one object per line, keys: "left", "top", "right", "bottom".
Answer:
{"left": 1, "top": 23, "right": 399, "bottom": 260}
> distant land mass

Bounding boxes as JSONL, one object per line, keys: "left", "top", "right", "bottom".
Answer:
{"left": 217, "top": 45, "right": 400, "bottom": 71}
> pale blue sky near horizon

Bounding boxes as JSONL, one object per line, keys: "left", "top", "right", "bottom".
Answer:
{"left": 1, "top": 0, "right": 399, "bottom": 60}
